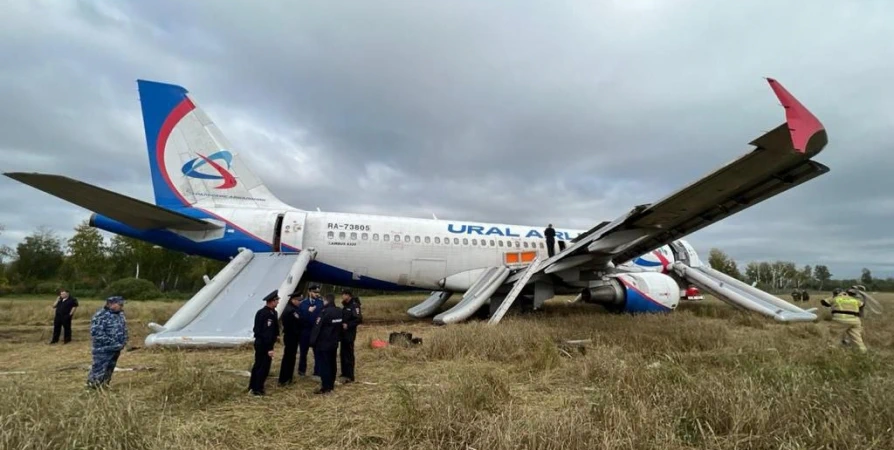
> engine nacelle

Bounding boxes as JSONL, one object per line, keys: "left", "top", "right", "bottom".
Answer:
{"left": 580, "top": 272, "right": 680, "bottom": 314}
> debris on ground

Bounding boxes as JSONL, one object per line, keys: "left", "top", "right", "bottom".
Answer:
{"left": 388, "top": 331, "right": 422, "bottom": 347}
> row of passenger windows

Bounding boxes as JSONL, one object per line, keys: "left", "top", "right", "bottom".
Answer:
{"left": 326, "top": 231, "right": 546, "bottom": 249}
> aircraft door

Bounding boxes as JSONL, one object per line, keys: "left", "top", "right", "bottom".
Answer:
{"left": 278, "top": 211, "right": 308, "bottom": 252}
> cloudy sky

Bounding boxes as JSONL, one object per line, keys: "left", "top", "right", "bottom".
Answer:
{"left": 1, "top": 0, "right": 892, "bottom": 279}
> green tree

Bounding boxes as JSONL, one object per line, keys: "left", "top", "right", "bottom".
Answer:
{"left": 813, "top": 265, "right": 831, "bottom": 290}
{"left": 65, "top": 220, "right": 109, "bottom": 284}
{"left": 744, "top": 261, "right": 761, "bottom": 284}
{"left": 106, "top": 235, "right": 191, "bottom": 290}
{"left": 861, "top": 268, "right": 873, "bottom": 287}
{"left": 800, "top": 265, "right": 813, "bottom": 289}
{"left": 13, "top": 226, "right": 65, "bottom": 280}
{"left": 708, "top": 248, "right": 742, "bottom": 279}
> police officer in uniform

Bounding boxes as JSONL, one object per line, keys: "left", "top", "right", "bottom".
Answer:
{"left": 277, "top": 291, "right": 303, "bottom": 386}
{"left": 544, "top": 224, "right": 556, "bottom": 257}
{"left": 249, "top": 290, "right": 280, "bottom": 396}
{"left": 309, "top": 293, "right": 342, "bottom": 394}
{"left": 339, "top": 289, "right": 362, "bottom": 384}
{"left": 298, "top": 284, "right": 324, "bottom": 377}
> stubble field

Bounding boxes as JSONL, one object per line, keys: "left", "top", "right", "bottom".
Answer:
{"left": 1, "top": 292, "right": 892, "bottom": 450}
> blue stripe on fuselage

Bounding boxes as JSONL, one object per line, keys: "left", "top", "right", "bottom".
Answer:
{"left": 90, "top": 211, "right": 416, "bottom": 292}
{"left": 632, "top": 257, "right": 663, "bottom": 267}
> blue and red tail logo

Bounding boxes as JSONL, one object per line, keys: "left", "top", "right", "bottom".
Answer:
{"left": 180, "top": 150, "right": 237, "bottom": 189}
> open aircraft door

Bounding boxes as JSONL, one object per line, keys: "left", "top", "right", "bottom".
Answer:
{"left": 276, "top": 211, "right": 308, "bottom": 252}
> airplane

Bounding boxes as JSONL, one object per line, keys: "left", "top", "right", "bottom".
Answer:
{"left": 3, "top": 76, "right": 830, "bottom": 347}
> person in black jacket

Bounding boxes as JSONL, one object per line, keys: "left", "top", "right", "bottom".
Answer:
{"left": 544, "top": 224, "right": 556, "bottom": 257}
{"left": 277, "top": 291, "right": 303, "bottom": 386}
{"left": 339, "top": 289, "right": 362, "bottom": 383}
{"left": 50, "top": 289, "right": 79, "bottom": 344}
{"left": 248, "top": 290, "right": 280, "bottom": 396}
{"left": 309, "top": 293, "right": 342, "bottom": 394}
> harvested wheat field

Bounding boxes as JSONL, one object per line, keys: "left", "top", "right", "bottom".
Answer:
{"left": 1, "top": 292, "right": 893, "bottom": 450}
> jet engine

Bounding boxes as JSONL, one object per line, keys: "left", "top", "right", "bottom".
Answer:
{"left": 580, "top": 272, "right": 680, "bottom": 314}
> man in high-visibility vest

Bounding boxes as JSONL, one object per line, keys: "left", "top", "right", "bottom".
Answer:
{"left": 821, "top": 288, "right": 867, "bottom": 352}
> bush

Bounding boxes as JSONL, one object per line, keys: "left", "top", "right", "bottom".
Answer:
{"left": 34, "top": 281, "right": 64, "bottom": 295}
{"left": 100, "top": 277, "right": 162, "bottom": 300}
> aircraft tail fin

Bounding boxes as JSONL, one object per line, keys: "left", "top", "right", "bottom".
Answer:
{"left": 137, "top": 79, "right": 288, "bottom": 210}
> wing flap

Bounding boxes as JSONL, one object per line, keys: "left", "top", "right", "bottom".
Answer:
{"left": 4, "top": 172, "right": 221, "bottom": 231}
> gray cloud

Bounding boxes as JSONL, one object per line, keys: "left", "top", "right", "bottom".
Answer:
{"left": 1, "top": 0, "right": 893, "bottom": 279}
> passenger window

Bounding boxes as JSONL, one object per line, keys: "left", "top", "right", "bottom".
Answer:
{"left": 405, "top": 235, "right": 411, "bottom": 243}
{"left": 351, "top": 232, "right": 357, "bottom": 240}
{"left": 425, "top": 236, "right": 431, "bottom": 244}
{"left": 523, "top": 242, "right": 528, "bottom": 248}
{"left": 498, "top": 241, "right": 504, "bottom": 247}
{"left": 515, "top": 241, "right": 520, "bottom": 247}
{"left": 538, "top": 242, "right": 543, "bottom": 248}
{"left": 373, "top": 233, "right": 379, "bottom": 241}
{"left": 434, "top": 237, "right": 440, "bottom": 244}
{"left": 490, "top": 239, "right": 495, "bottom": 246}
{"left": 454, "top": 238, "right": 459, "bottom": 244}
{"left": 472, "top": 239, "right": 477, "bottom": 245}
{"left": 339, "top": 232, "right": 346, "bottom": 239}
{"left": 383, "top": 234, "right": 390, "bottom": 242}
{"left": 394, "top": 234, "right": 399, "bottom": 241}
{"left": 327, "top": 231, "right": 334, "bottom": 239}
{"left": 362, "top": 233, "right": 368, "bottom": 240}
{"left": 463, "top": 238, "right": 468, "bottom": 245}
{"left": 415, "top": 236, "right": 421, "bottom": 243}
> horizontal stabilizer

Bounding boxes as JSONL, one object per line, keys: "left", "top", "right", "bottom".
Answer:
{"left": 4, "top": 172, "right": 221, "bottom": 231}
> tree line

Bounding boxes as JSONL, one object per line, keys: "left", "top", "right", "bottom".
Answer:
{"left": 0, "top": 222, "right": 396, "bottom": 300}
{"left": 706, "top": 248, "right": 885, "bottom": 293}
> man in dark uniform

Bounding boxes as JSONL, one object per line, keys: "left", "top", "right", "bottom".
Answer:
{"left": 339, "top": 289, "right": 362, "bottom": 384}
{"left": 248, "top": 290, "right": 280, "bottom": 396}
{"left": 544, "top": 224, "right": 556, "bottom": 257}
{"left": 50, "top": 289, "right": 79, "bottom": 344}
{"left": 309, "top": 293, "right": 342, "bottom": 394}
{"left": 298, "top": 284, "right": 324, "bottom": 377}
{"left": 277, "top": 291, "right": 303, "bottom": 386}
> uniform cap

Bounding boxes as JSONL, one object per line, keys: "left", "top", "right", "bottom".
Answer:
{"left": 106, "top": 296, "right": 125, "bottom": 305}
{"left": 263, "top": 290, "right": 279, "bottom": 302}
{"left": 288, "top": 291, "right": 303, "bottom": 299}
{"left": 308, "top": 284, "right": 321, "bottom": 292}
{"left": 845, "top": 288, "right": 858, "bottom": 296}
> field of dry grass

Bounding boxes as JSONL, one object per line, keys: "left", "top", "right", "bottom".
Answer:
{"left": 1, "top": 292, "right": 892, "bottom": 450}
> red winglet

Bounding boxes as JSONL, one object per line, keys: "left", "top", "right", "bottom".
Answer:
{"left": 766, "top": 78, "right": 824, "bottom": 154}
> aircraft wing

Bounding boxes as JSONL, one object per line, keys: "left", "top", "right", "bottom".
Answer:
{"left": 3, "top": 172, "right": 221, "bottom": 232}
{"left": 537, "top": 78, "right": 829, "bottom": 274}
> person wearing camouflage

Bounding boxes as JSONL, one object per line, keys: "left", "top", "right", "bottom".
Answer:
{"left": 87, "top": 296, "right": 128, "bottom": 389}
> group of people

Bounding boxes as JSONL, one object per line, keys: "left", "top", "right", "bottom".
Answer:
{"left": 48, "top": 289, "right": 127, "bottom": 389}
{"left": 248, "top": 283, "right": 362, "bottom": 396}
{"left": 53, "top": 279, "right": 868, "bottom": 392}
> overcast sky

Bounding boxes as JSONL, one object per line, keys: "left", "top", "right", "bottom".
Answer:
{"left": 1, "top": 1, "right": 893, "bottom": 279}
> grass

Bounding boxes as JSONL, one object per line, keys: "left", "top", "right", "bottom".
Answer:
{"left": 1, "top": 292, "right": 892, "bottom": 449}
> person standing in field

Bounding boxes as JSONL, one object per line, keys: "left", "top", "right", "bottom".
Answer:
{"left": 50, "top": 288, "right": 78, "bottom": 344}
{"left": 310, "top": 293, "right": 342, "bottom": 395}
{"left": 87, "top": 296, "right": 128, "bottom": 389}
{"left": 249, "top": 290, "right": 280, "bottom": 396}
{"left": 821, "top": 288, "right": 867, "bottom": 352}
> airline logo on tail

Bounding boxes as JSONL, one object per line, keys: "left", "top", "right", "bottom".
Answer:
{"left": 180, "top": 150, "right": 237, "bottom": 189}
